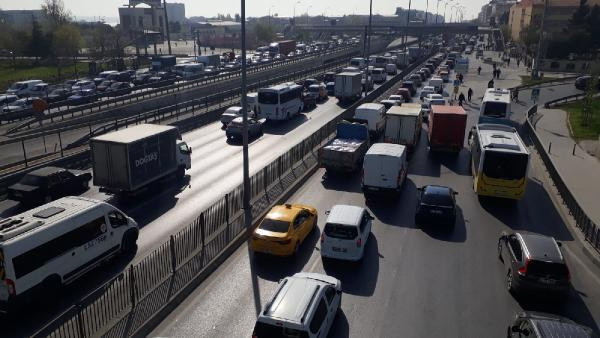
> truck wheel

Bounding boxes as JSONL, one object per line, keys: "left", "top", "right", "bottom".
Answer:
{"left": 121, "top": 230, "right": 138, "bottom": 254}
{"left": 176, "top": 166, "right": 185, "bottom": 179}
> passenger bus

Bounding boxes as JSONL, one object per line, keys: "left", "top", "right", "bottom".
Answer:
{"left": 469, "top": 124, "right": 530, "bottom": 200}
{"left": 257, "top": 83, "right": 304, "bottom": 120}
{"left": 479, "top": 88, "right": 512, "bottom": 124}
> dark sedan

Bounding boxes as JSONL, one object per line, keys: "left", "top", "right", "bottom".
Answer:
{"left": 415, "top": 185, "right": 457, "bottom": 226}
{"left": 46, "top": 88, "right": 71, "bottom": 103}
{"left": 96, "top": 80, "right": 117, "bottom": 92}
{"left": 226, "top": 117, "right": 265, "bottom": 141}
{"left": 67, "top": 89, "right": 97, "bottom": 105}
{"left": 105, "top": 82, "right": 134, "bottom": 97}
{"left": 147, "top": 72, "right": 179, "bottom": 88}
{"left": 132, "top": 73, "right": 153, "bottom": 86}
{"left": 8, "top": 166, "right": 92, "bottom": 206}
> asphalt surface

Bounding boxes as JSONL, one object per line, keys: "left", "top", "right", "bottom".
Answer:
{"left": 151, "top": 53, "right": 600, "bottom": 337}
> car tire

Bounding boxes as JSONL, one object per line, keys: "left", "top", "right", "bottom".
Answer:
{"left": 176, "top": 166, "right": 185, "bottom": 179}
{"left": 121, "top": 230, "right": 138, "bottom": 254}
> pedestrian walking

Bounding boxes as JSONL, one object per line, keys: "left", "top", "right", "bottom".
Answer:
{"left": 507, "top": 58, "right": 511, "bottom": 66}
{"left": 497, "top": 68, "right": 502, "bottom": 79}
{"left": 458, "top": 92, "right": 465, "bottom": 106}
{"left": 488, "top": 79, "right": 495, "bottom": 88}
{"left": 468, "top": 88, "right": 473, "bottom": 102}
{"left": 477, "top": 66, "right": 482, "bottom": 75}
{"left": 493, "top": 63, "right": 497, "bottom": 71}
{"left": 458, "top": 73, "right": 464, "bottom": 84}
{"left": 517, "top": 58, "right": 520, "bottom": 67}
{"left": 513, "top": 88, "right": 519, "bottom": 103}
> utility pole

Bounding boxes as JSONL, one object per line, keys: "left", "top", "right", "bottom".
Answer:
{"left": 163, "top": 0, "right": 172, "bottom": 55}
{"left": 241, "top": 0, "right": 250, "bottom": 231}
{"left": 532, "top": 0, "right": 548, "bottom": 80}
{"left": 367, "top": 0, "right": 372, "bottom": 57}
{"left": 435, "top": 0, "right": 441, "bottom": 24}
{"left": 404, "top": 0, "right": 412, "bottom": 46}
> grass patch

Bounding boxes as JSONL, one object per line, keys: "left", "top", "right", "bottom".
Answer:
{"left": 519, "top": 75, "right": 560, "bottom": 87}
{"left": 560, "top": 98, "right": 600, "bottom": 140}
{"left": 0, "top": 61, "right": 87, "bottom": 91}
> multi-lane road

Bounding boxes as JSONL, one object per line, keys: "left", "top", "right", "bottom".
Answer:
{"left": 151, "top": 53, "right": 600, "bottom": 337}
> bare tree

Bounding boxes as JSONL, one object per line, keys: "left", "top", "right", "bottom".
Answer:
{"left": 41, "top": 0, "right": 71, "bottom": 28}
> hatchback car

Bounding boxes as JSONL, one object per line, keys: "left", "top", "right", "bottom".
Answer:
{"left": 251, "top": 204, "right": 317, "bottom": 256}
{"left": 409, "top": 74, "right": 422, "bottom": 87}
{"left": 415, "top": 185, "right": 457, "bottom": 226}
{"left": 498, "top": 231, "right": 570, "bottom": 296}
{"left": 320, "top": 205, "right": 373, "bottom": 261}
{"left": 507, "top": 312, "right": 597, "bottom": 338}
{"left": 252, "top": 273, "right": 341, "bottom": 338}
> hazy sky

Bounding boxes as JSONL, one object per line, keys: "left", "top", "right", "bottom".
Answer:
{"left": 0, "top": 0, "right": 485, "bottom": 21}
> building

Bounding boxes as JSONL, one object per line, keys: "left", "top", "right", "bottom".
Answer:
{"left": 395, "top": 8, "right": 444, "bottom": 24}
{"left": 508, "top": 0, "right": 600, "bottom": 41}
{"left": 0, "top": 10, "right": 44, "bottom": 29}
{"left": 166, "top": 3, "right": 186, "bottom": 23}
{"left": 119, "top": 0, "right": 167, "bottom": 45}
{"left": 478, "top": 0, "right": 517, "bottom": 26}
{"left": 190, "top": 21, "right": 242, "bottom": 48}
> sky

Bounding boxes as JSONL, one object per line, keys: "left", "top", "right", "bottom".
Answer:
{"left": 0, "top": 0, "right": 486, "bottom": 22}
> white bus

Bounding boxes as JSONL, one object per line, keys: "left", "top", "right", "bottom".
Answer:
{"left": 0, "top": 196, "right": 138, "bottom": 311}
{"left": 479, "top": 88, "right": 512, "bottom": 124}
{"left": 257, "top": 83, "right": 304, "bottom": 120}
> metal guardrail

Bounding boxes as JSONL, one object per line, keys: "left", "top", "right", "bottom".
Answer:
{"left": 31, "top": 51, "right": 433, "bottom": 338}
{"left": 7, "top": 45, "right": 362, "bottom": 134}
{"left": 523, "top": 105, "right": 600, "bottom": 250}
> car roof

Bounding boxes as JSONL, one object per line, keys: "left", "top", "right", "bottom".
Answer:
{"left": 520, "top": 312, "right": 595, "bottom": 337}
{"left": 26, "top": 166, "right": 64, "bottom": 177}
{"left": 326, "top": 205, "right": 364, "bottom": 226}
{"left": 265, "top": 204, "right": 305, "bottom": 222}
{"left": 516, "top": 232, "right": 563, "bottom": 262}
{"left": 263, "top": 273, "right": 336, "bottom": 324}
{"left": 366, "top": 143, "right": 406, "bottom": 157}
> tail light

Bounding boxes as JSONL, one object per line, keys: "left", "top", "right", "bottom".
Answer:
{"left": 356, "top": 238, "right": 362, "bottom": 248}
{"left": 320, "top": 233, "right": 325, "bottom": 243}
{"left": 4, "top": 279, "right": 15, "bottom": 296}
{"left": 518, "top": 258, "right": 531, "bottom": 276}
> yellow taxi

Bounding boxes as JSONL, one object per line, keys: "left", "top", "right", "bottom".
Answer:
{"left": 251, "top": 203, "right": 318, "bottom": 256}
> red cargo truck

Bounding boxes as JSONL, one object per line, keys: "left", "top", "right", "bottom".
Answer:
{"left": 428, "top": 105, "right": 467, "bottom": 152}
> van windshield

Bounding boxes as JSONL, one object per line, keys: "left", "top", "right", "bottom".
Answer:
{"left": 482, "top": 102, "right": 509, "bottom": 118}
{"left": 253, "top": 322, "right": 309, "bottom": 338}
{"left": 350, "top": 60, "right": 360, "bottom": 66}
{"left": 324, "top": 223, "right": 358, "bottom": 240}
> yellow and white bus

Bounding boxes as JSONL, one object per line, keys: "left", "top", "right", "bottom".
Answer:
{"left": 469, "top": 124, "right": 529, "bottom": 200}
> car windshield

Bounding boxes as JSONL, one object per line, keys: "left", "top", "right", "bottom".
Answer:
{"left": 422, "top": 189, "right": 453, "bottom": 206}
{"left": 50, "top": 89, "right": 65, "bottom": 95}
{"left": 324, "top": 223, "right": 358, "bottom": 240}
{"left": 253, "top": 322, "right": 308, "bottom": 338}
{"left": 259, "top": 218, "right": 290, "bottom": 233}
{"left": 20, "top": 174, "right": 44, "bottom": 186}
{"left": 482, "top": 102, "right": 509, "bottom": 118}
{"left": 482, "top": 152, "right": 528, "bottom": 180}
{"left": 9, "top": 83, "right": 26, "bottom": 90}
{"left": 258, "top": 91, "right": 278, "bottom": 104}
{"left": 308, "top": 86, "right": 319, "bottom": 92}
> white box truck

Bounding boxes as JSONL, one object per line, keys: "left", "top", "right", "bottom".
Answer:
{"left": 384, "top": 104, "right": 422, "bottom": 152}
{"left": 90, "top": 124, "right": 192, "bottom": 194}
{"left": 334, "top": 72, "right": 362, "bottom": 103}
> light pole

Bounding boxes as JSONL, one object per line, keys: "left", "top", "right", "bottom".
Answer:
{"left": 367, "top": 0, "right": 373, "bottom": 57}
{"left": 450, "top": 5, "right": 458, "bottom": 23}
{"left": 404, "top": 0, "right": 412, "bottom": 46}
{"left": 268, "top": 5, "right": 275, "bottom": 26}
{"left": 425, "top": 0, "right": 429, "bottom": 25}
{"left": 240, "top": 0, "right": 250, "bottom": 235}
{"left": 532, "top": 0, "right": 548, "bottom": 79}
{"left": 443, "top": 0, "right": 453, "bottom": 24}
{"left": 323, "top": 6, "right": 331, "bottom": 24}
{"left": 293, "top": 0, "right": 301, "bottom": 20}
{"left": 435, "top": 0, "right": 441, "bottom": 24}
{"left": 306, "top": 5, "right": 312, "bottom": 25}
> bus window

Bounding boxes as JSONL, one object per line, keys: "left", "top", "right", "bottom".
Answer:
{"left": 482, "top": 102, "right": 508, "bottom": 118}
{"left": 482, "top": 152, "right": 528, "bottom": 180}
{"left": 258, "top": 91, "right": 278, "bottom": 104}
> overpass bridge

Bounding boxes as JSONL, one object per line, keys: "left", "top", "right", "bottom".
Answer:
{"left": 295, "top": 23, "right": 482, "bottom": 36}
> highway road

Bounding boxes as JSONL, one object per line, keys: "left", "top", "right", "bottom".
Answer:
{"left": 151, "top": 55, "right": 600, "bottom": 337}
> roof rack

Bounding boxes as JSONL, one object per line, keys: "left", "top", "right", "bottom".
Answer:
{"left": 0, "top": 218, "right": 45, "bottom": 242}
{"left": 263, "top": 278, "right": 288, "bottom": 315}
{"left": 301, "top": 285, "right": 321, "bottom": 324}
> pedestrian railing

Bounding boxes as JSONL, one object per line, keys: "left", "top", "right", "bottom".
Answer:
{"left": 30, "top": 51, "right": 433, "bottom": 338}
{"left": 523, "top": 105, "right": 600, "bottom": 250}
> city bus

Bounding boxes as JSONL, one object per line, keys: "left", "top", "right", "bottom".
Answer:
{"left": 257, "top": 83, "right": 304, "bottom": 121}
{"left": 469, "top": 123, "right": 530, "bottom": 200}
{"left": 479, "top": 88, "right": 512, "bottom": 124}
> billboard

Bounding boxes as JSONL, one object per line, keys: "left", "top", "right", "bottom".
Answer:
{"left": 129, "top": 0, "right": 162, "bottom": 7}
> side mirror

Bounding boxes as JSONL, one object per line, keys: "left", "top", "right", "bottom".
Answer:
{"left": 556, "top": 241, "right": 562, "bottom": 247}
{"left": 452, "top": 191, "right": 458, "bottom": 195}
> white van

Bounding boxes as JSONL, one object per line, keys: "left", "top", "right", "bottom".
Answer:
{"left": 385, "top": 63, "right": 398, "bottom": 76}
{"left": 429, "top": 78, "right": 444, "bottom": 94}
{"left": 0, "top": 196, "right": 138, "bottom": 310}
{"left": 5, "top": 80, "right": 43, "bottom": 97}
{"left": 320, "top": 205, "right": 373, "bottom": 261}
{"left": 181, "top": 63, "right": 205, "bottom": 79}
{"left": 362, "top": 143, "right": 408, "bottom": 195}
{"left": 371, "top": 68, "right": 386, "bottom": 83}
{"left": 253, "top": 272, "right": 341, "bottom": 337}
{"left": 350, "top": 57, "right": 366, "bottom": 69}
{"left": 354, "top": 103, "right": 386, "bottom": 137}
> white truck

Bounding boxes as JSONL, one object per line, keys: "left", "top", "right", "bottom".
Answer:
{"left": 334, "top": 72, "right": 362, "bottom": 103}
{"left": 384, "top": 104, "right": 422, "bottom": 152}
{"left": 90, "top": 124, "right": 192, "bottom": 194}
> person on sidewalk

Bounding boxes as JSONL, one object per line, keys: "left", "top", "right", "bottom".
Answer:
{"left": 458, "top": 73, "right": 464, "bottom": 84}
{"left": 517, "top": 58, "right": 520, "bottom": 67}
{"left": 507, "top": 58, "right": 511, "bottom": 66}
{"left": 477, "top": 66, "right": 482, "bottom": 75}
{"left": 497, "top": 68, "right": 502, "bottom": 79}
{"left": 468, "top": 88, "right": 473, "bottom": 102}
{"left": 458, "top": 92, "right": 465, "bottom": 107}
{"left": 488, "top": 79, "right": 495, "bottom": 88}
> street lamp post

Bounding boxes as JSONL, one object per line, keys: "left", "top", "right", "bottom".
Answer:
{"left": 404, "top": 0, "right": 412, "bottom": 46}
{"left": 240, "top": 0, "right": 250, "bottom": 232}
{"left": 268, "top": 5, "right": 275, "bottom": 26}
{"left": 367, "top": 0, "right": 373, "bottom": 57}
{"left": 425, "top": 0, "right": 429, "bottom": 25}
{"left": 293, "top": 0, "right": 301, "bottom": 20}
{"left": 532, "top": 0, "right": 548, "bottom": 79}
{"left": 435, "top": 0, "right": 441, "bottom": 24}
{"left": 306, "top": 5, "right": 312, "bottom": 25}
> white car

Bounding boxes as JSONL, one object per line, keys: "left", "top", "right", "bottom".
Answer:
{"left": 220, "top": 106, "right": 254, "bottom": 127}
{"left": 420, "top": 86, "right": 436, "bottom": 100}
{"left": 424, "top": 93, "right": 446, "bottom": 110}
{"left": 321, "top": 205, "right": 373, "bottom": 261}
{"left": 253, "top": 272, "right": 341, "bottom": 338}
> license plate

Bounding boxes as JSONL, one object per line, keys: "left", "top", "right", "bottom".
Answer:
{"left": 332, "top": 247, "right": 347, "bottom": 253}
{"left": 430, "top": 210, "right": 443, "bottom": 214}
{"left": 539, "top": 278, "right": 556, "bottom": 284}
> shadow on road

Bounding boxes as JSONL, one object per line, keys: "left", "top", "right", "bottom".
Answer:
{"left": 419, "top": 206, "right": 467, "bottom": 243}
{"left": 408, "top": 128, "right": 471, "bottom": 178}
{"left": 328, "top": 309, "right": 350, "bottom": 338}
{"left": 322, "top": 233, "right": 379, "bottom": 296}
{"left": 367, "top": 178, "right": 417, "bottom": 228}
{"left": 321, "top": 170, "right": 363, "bottom": 194}
{"left": 479, "top": 178, "right": 573, "bottom": 241}
{"left": 251, "top": 225, "right": 321, "bottom": 282}
{"left": 263, "top": 114, "right": 308, "bottom": 136}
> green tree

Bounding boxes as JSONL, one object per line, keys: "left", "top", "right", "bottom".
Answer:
{"left": 254, "top": 22, "right": 275, "bottom": 44}
{"left": 581, "top": 74, "right": 598, "bottom": 127}
{"left": 52, "top": 24, "right": 82, "bottom": 78}
{"left": 92, "top": 23, "right": 113, "bottom": 57}
{"left": 29, "top": 16, "right": 49, "bottom": 58}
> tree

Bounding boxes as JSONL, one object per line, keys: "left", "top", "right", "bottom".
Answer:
{"left": 254, "top": 22, "right": 275, "bottom": 44}
{"left": 29, "top": 16, "right": 49, "bottom": 58}
{"left": 92, "top": 23, "right": 113, "bottom": 57}
{"left": 581, "top": 74, "right": 597, "bottom": 127}
{"left": 41, "top": 0, "right": 71, "bottom": 28}
{"left": 519, "top": 25, "right": 539, "bottom": 55}
{"left": 52, "top": 24, "right": 82, "bottom": 78}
